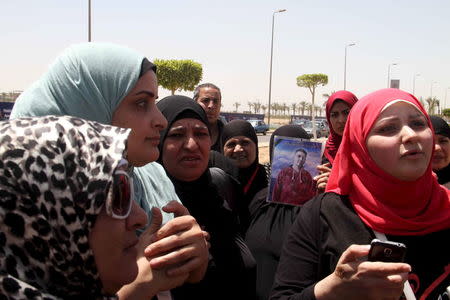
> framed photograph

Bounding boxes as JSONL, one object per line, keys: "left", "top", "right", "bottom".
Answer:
{"left": 267, "top": 135, "right": 324, "bottom": 206}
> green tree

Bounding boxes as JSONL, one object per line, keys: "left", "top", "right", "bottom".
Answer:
{"left": 154, "top": 59, "right": 202, "bottom": 95}
{"left": 296, "top": 73, "right": 328, "bottom": 138}
{"left": 442, "top": 108, "right": 450, "bottom": 117}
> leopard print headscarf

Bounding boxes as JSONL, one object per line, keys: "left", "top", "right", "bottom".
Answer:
{"left": 0, "top": 115, "right": 130, "bottom": 299}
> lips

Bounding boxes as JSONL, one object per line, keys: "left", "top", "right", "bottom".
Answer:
{"left": 401, "top": 149, "right": 424, "bottom": 158}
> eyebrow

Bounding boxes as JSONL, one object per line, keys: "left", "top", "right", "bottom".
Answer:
{"left": 134, "top": 90, "right": 155, "bottom": 98}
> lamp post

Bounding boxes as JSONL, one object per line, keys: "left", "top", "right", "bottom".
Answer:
{"left": 445, "top": 87, "right": 450, "bottom": 111}
{"left": 412, "top": 73, "right": 420, "bottom": 95}
{"left": 88, "top": 0, "right": 92, "bottom": 42}
{"left": 343, "top": 43, "right": 355, "bottom": 90}
{"left": 267, "top": 8, "right": 286, "bottom": 127}
{"left": 387, "top": 63, "right": 397, "bottom": 88}
{"left": 430, "top": 81, "right": 437, "bottom": 98}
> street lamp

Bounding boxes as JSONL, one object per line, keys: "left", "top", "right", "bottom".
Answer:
{"left": 267, "top": 8, "right": 287, "bottom": 127}
{"left": 88, "top": 0, "right": 92, "bottom": 42}
{"left": 343, "top": 43, "right": 356, "bottom": 90}
{"left": 412, "top": 73, "right": 420, "bottom": 95}
{"left": 430, "top": 81, "right": 438, "bottom": 98}
{"left": 387, "top": 63, "right": 397, "bottom": 88}
{"left": 445, "top": 87, "right": 450, "bottom": 111}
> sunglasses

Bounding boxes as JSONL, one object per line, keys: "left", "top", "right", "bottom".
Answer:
{"left": 106, "top": 168, "right": 134, "bottom": 219}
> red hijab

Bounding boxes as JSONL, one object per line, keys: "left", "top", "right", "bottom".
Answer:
{"left": 324, "top": 90, "right": 358, "bottom": 164}
{"left": 326, "top": 88, "right": 450, "bottom": 235}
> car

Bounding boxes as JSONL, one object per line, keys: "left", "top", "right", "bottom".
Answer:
{"left": 300, "top": 120, "right": 329, "bottom": 138}
{"left": 248, "top": 119, "right": 269, "bottom": 135}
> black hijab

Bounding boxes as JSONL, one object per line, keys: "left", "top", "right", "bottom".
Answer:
{"left": 157, "top": 95, "right": 209, "bottom": 162}
{"left": 430, "top": 115, "right": 450, "bottom": 184}
{"left": 222, "top": 120, "right": 267, "bottom": 204}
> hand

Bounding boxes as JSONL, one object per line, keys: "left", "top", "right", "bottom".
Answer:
{"left": 117, "top": 208, "right": 188, "bottom": 299}
{"left": 314, "top": 163, "right": 332, "bottom": 192}
{"left": 144, "top": 204, "right": 209, "bottom": 283}
{"left": 314, "top": 244, "right": 411, "bottom": 300}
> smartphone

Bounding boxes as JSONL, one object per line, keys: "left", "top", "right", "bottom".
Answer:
{"left": 368, "top": 239, "right": 407, "bottom": 262}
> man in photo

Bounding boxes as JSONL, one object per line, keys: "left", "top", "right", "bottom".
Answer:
{"left": 272, "top": 148, "right": 316, "bottom": 205}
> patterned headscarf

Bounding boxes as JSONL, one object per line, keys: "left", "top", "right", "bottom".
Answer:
{"left": 0, "top": 115, "right": 130, "bottom": 299}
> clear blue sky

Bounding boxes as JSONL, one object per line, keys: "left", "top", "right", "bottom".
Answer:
{"left": 1, "top": 0, "right": 450, "bottom": 110}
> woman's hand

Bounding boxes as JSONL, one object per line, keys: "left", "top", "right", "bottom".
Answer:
{"left": 144, "top": 201, "right": 209, "bottom": 283}
{"left": 314, "top": 163, "right": 332, "bottom": 192}
{"left": 314, "top": 244, "right": 411, "bottom": 300}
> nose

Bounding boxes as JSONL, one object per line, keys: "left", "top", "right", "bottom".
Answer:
{"left": 401, "top": 125, "right": 419, "bottom": 143}
{"left": 337, "top": 114, "right": 347, "bottom": 124}
{"left": 152, "top": 106, "right": 168, "bottom": 130}
{"left": 234, "top": 144, "right": 244, "bottom": 152}
{"left": 184, "top": 135, "right": 199, "bottom": 151}
{"left": 207, "top": 101, "right": 215, "bottom": 110}
{"left": 127, "top": 201, "right": 148, "bottom": 231}
{"left": 434, "top": 142, "right": 442, "bottom": 153}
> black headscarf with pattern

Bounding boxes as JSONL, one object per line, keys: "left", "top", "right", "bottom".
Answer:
{"left": 0, "top": 115, "right": 130, "bottom": 299}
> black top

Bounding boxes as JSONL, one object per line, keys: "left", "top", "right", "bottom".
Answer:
{"left": 170, "top": 170, "right": 256, "bottom": 300}
{"left": 245, "top": 187, "right": 302, "bottom": 300}
{"left": 270, "top": 192, "right": 450, "bottom": 300}
{"left": 210, "top": 119, "right": 225, "bottom": 153}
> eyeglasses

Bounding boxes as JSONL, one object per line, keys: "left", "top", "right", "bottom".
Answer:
{"left": 106, "top": 169, "right": 134, "bottom": 219}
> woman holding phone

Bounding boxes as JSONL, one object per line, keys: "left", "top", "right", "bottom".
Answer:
{"left": 271, "top": 89, "right": 450, "bottom": 300}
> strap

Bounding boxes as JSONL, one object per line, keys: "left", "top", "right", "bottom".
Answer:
{"left": 373, "top": 231, "right": 416, "bottom": 300}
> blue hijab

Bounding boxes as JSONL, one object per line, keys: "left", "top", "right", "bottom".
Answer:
{"left": 10, "top": 42, "right": 179, "bottom": 224}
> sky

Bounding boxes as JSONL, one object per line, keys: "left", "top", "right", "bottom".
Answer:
{"left": 1, "top": 0, "right": 450, "bottom": 111}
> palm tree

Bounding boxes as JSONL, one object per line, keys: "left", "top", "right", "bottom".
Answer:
{"left": 233, "top": 102, "right": 241, "bottom": 112}
{"left": 426, "top": 97, "right": 440, "bottom": 115}
{"left": 261, "top": 105, "right": 267, "bottom": 115}
{"left": 291, "top": 103, "right": 297, "bottom": 115}
{"left": 306, "top": 103, "right": 313, "bottom": 117}
{"left": 299, "top": 101, "right": 307, "bottom": 116}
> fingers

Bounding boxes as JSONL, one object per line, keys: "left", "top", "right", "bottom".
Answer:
{"left": 316, "top": 163, "right": 332, "bottom": 173}
{"left": 136, "top": 207, "right": 163, "bottom": 254}
{"left": 166, "top": 256, "right": 206, "bottom": 277}
{"left": 163, "top": 200, "right": 190, "bottom": 217}
{"left": 338, "top": 244, "right": 371, "bottom": 265}
{"left": 149, "top": 215, "right": 198, "bottom": 242}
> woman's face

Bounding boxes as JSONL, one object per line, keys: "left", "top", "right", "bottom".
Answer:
{"left": 329, "top": 100, "right": 351, "bottom": 136}
{"left": 223, "top": 136, "right": 257, "bottom": 169}
{"left": 432, "top": 133, "right": 450, "bottom": 170}
{"left": 162, "top": 118, "right": 211, "bottom": 182}
{"left": 366, "top": 101, "right": 433, "bottom": 181}
{"left": 89, "top": 201, "right": 148, "bottom": 294}
{"left": 112, "top": 71, "right": 167, "bottom": 167}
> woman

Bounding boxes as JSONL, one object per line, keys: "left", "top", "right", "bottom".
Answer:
{"left": 9, "top": 43, "right": 208, "bottom": 298}
{"left": 271, "top": 88, "right": 450, "bottom": 300}
{"left": 0, "top": 115, "right": 148, "bottom": 299}
{"left": 245, "top": 125, "right": 309, "bottom": 300}
{"left": 315, "top": 90, "right": 358, "bottom": 191}
{"left": 222, "top": 119, "right": 268, "bottom": 229}
{"left": 156, "top": 95, "right": 256, "bottom": 300}
{"left": 430, "top": 115, "right": 450, "bottom": 187}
